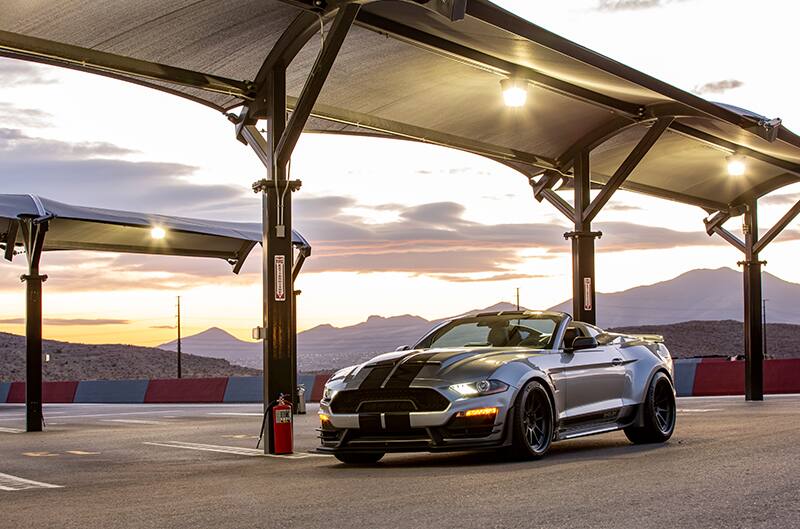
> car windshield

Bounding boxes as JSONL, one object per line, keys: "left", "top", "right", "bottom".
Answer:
{"left": 417, "top": 314, "right": 562, "bottom": 349}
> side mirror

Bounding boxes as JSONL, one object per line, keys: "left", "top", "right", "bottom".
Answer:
{"left": 571, "top": 336, "right": 598, "bottom": 351}
{"left": 395, "top": 345, "right": 411, "bottom": 351}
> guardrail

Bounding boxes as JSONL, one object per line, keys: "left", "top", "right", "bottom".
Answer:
{"left": 2, "top": 359, "right": 799, "bottom": 404}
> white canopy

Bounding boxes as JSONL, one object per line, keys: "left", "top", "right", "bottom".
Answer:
{"left": 0, "top": 194, "right": 311, "bottom": 273}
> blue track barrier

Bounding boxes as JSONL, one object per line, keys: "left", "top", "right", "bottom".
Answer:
{"left": 223, "top": 376, "right": 263, "bottom": 403}
{"left": 0, "top": 381, "right": 10, "bottom": 403}
{"left": 74, "top": 379, "right": 149, "bottom": 403}
{"left": 673, "top": 359, "right": 700, "bottom": 397}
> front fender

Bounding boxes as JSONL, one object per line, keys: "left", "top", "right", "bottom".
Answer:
{"left": 493, "top": 359, "right": 561, "bottom": 421}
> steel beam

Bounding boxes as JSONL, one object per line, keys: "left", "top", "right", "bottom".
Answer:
{"left": 0, "top": 30, "right": 253, "bottom": 100}
{"left": 569, "top": 150, "right": 598, "bottom": 325}
{"left": 530, "top": 171, "right": 562, "bottom": 201}
{"left": 540, "top": 189, "right": 575, "bottom": 222}
{"left": 741, "top": 201, "right": 764, "bottom": 401}
{"left": 669, "top": 122, "right": 800, "bottom": 178}
{"left": 709, "top": 225, "right": 746, "bottom": 254}
{"left": 276, "top": 3, "right": 361, "bottom": 166}
{"left": 754, "top": 199, "right": 800, "bottom": 254}
{"left": 582, "top": 117, "right": 673, "bottom": 223}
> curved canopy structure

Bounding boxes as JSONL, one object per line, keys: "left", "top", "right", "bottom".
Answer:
{"left": 0, "top": 194, "right": 311, "bottom": 273}
{"left": 1, "top": 0, "right": 799, "bottom": 209}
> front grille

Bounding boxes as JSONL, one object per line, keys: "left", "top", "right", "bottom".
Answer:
{"left": 358, "top": 401, "right": 416, "bottom": 413}
{"left": 330, "top": 388, "right": 450, "bottom": 414}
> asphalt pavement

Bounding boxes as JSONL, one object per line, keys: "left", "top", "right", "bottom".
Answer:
{"left": 1, "top": 396, "right": 798, "bottom": 529}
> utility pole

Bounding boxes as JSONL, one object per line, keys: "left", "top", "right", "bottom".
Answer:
{"left": 176, "top": 296, "right": 182, "bottom": 379}
{"left": 516, "top": 288, "right": 520, "bottom": 311}
{"left": 763, "top": 298, "right": 768, "bottom": 360}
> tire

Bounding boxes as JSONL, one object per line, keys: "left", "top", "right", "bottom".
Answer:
{"left": 510, "top": 380, "right": 554, "bottom": 459}
{"left": 625, "top": 371, "right": 676, "bottom": 444}
{"left": 334, "top": 452, "right": 384, "bottom": 465}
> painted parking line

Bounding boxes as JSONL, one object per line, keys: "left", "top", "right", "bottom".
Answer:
{"left": 65, "top": 451, "right": 101, "bottom": 456}
{"left": 22, "top": 452, "right": 58, "bottom": 458}
{"left": 0, "top": 427, "right": 23, "bottom": 434}
{"left": 0, "top": 410, "right": 183, "bottom": 422}
{"left": 143, "top": 441, "right": 330, "bottom": 459}
{"left": 207, "top": 412, "right": 263, "bottom": 417}
{"left": 101, "top": 419, "right": 167, "bottom": 425}
{"left": 0, "top": 472, "right": 62, "bottom": 492}
{"left": 677, "top": 408, "right": 722, "bottom": 413}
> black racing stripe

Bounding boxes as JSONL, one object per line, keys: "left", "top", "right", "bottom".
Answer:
{"left": 358, "top": 365, "right": 394, "bottom": 389}
{"left": 384, "top": 413, "right": 411, "bottom": 432}
{"left": 384, "top": 352, "right": 436, "bottom": 388}
{"left": 358, "top": 413, "right": 382, "bottom": 433}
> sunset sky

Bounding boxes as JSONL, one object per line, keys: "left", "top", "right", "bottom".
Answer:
{"left": 1, "top": 0, "right": 799, "bottom": 347}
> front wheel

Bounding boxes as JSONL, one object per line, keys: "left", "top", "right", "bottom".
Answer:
{"left": 334, "top": 452, "right": 384, "bottom": 465}
{"left": 510, "top": 380, "right": 554, "bottom": 459}
{"left": 625, "top": 371, "right": 676, "bottom": 444}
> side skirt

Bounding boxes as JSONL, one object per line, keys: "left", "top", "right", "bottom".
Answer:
{"left": 555, "top": 404, "right": 640, "bottom": 441}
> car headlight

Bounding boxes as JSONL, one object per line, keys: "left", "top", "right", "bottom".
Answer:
{"left": 322, "top": 386, "right": 338, "bottom": 402}
{"left": 449, "top": 379, "right": 508, "bottom": 397}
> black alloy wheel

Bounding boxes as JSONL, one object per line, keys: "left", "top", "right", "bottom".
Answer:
{"left": 624, "top": 371, "right": 676, "bottom": 444}
{"left": 511, "top": 380, "right": 554, "bottom": 459}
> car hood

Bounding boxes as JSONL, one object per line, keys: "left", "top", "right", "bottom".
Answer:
{"left": 338, "top": 347, "right": 545, "bottom": 389}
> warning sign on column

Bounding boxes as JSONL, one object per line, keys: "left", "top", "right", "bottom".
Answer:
{"left": 583, "top": 277, "right": 592, "bottom": 311}
{"left": 275, "top": 255, "right": 286, "bottom": 302}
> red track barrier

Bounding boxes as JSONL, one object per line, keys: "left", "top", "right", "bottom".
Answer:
{"left": 693, "top": 359, "right": 800, "bottom": 396}
{"left": 5, "top": 381, "right": 79, "bottom": 403}
{"left": 692, "top": 360, "right": 744, "bottom": 396}
{"left": 144, "top": 378, "right": 228, "bottom": 403}
{"left": 6, "top": 382, "right": 24, "bottom": 403}
{"left": 764, "top": 359, "right": 800, "bottom": 394}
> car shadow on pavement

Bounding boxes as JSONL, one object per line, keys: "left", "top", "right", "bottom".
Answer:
{"left": 321, "top": 436, "right": 673, "bottom": 470}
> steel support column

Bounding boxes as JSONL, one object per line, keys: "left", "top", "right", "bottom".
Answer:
{"left": 705, "top": 197, "right": 800, "bottom": 400}
{"left": 238, "top": 3, "right": 358, "bottom": 453}
{"left": 254, "top": 67, "right": 296, "bottom": 454}
{"left": 568, "top": 151, "right": 599, "bottom": 324}
{"left": 19, "top": 217, "right": 48, "bottom": 432}
{"left": 741, "top": 201, "right": 764, "bottom": 401}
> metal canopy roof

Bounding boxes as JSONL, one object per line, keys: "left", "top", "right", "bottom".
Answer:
{"left": 0, "top": 194, "right": 310, "bottom": 272}
{"left": 2, "top": 0, "right": 800, "bottom": 211}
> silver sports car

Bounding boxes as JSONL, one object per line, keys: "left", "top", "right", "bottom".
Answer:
{"left": 317, "top": 310, "right": 676, "bottom": 464}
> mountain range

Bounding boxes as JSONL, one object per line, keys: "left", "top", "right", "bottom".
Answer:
{"left": 160, "top": 267, "right": 800, "bottom": 371}
{"left": 549, "top": 266, "right": 800, "bottom": 328}
{"left": 0, "top": 332, "right": 259, "bottom": 382}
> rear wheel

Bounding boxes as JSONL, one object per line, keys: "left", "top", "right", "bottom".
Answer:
{"left": 625, "top": 372, "right": 676, "bottom": 444}
{"left": 510, "top": 380, "right": 554, "bottom": 459}
{"left": 334, "top": 452, "right": 384, "bottom": 465}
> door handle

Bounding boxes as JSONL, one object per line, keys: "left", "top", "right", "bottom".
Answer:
{"left": 611, "top": 358, "right": 623, "bottom": 366}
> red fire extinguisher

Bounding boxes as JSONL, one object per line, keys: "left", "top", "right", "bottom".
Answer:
{"left": 272, "top": 395, "right": 293, "bottom": 455}
{"left": 256, "top": 393, "right": 293, "bottom": 454}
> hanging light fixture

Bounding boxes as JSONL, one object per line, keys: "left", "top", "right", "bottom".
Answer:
{"left": 150, "top": 226, "right": 167, "bottom": 239}
{"left": 726, "top": 154, "right": 746, "bottom": 176}
{"left": 500, "top": 78, "right": 528, "bottom": 108}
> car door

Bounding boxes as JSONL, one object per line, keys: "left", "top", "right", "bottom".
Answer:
{"left": 557, "top": 325, "right": 626, "bottom": 420}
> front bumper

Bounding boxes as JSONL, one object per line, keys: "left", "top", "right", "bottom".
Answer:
{"left": 317, "top": 392, "right": 514, "bottom": 454}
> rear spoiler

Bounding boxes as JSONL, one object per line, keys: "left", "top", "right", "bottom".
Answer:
{"left": 628, "top": 334, "right": 665, "bottom": 343}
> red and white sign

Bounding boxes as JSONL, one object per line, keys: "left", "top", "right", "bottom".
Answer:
{"left": 275, "top": 255, "right": 286, "bottom": 302}
{"left": 583, "top": 277, "right": 592, "bottom": 311}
